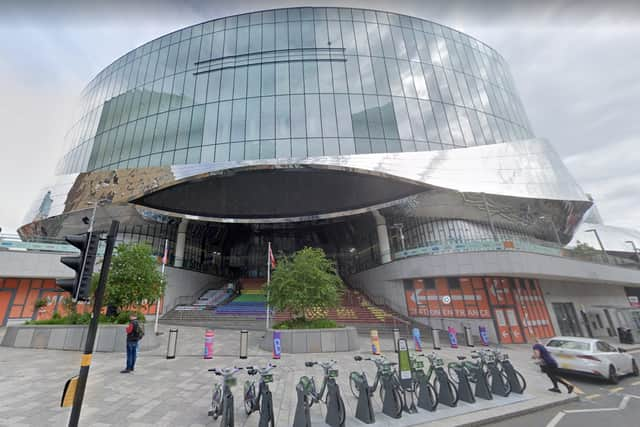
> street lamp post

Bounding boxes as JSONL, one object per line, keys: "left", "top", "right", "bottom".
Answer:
{"left": 585, "top": 228, "right": 610, "bottom": 263}
{"left": 625, "top": 240, "right": 640, "bottom": 263}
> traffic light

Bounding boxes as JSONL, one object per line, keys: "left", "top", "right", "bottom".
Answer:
{"left": 56, "top": 233, "right": 100, "bottom": 301}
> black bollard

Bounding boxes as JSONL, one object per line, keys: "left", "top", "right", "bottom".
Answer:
{"left": 489, "top": 365, "right": 510, "bottom": 397}
{"left": 472, "top": 365, "right": 493, "bottom": 400}
{"left": 455, "top": 367, "right": 476, "bottom": 404}
{"left": 353, "top": 375, "right": 375, "bottom": 424}
{"left": 435, "top": 369, "right": 457, "bottom": 407}
{"left": 416, "top": 375, "right": 438, "bottom": 411}
{"left": 293, "top": 379, "right": 312, "bottom": 427}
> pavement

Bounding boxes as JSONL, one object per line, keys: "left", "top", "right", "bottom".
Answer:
{"left": 0, "top": 324, "right": 578, "bottom": 427}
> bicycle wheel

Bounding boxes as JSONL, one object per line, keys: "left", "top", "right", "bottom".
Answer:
{"left": 418, "top": 381, "right": 438, "bottom": 411}
{"left": 515, "top": 370, "right": 527, "bottom": 392}
{"left": 308, "top": 377, "right": 317, "bottom": 407}
{"left": 337, "top": 392, "right": 347, "bottom": 426}
{"left": 447, "top": 378, "right": 459, "bottom": 405}
{"left": 243, "top": 383, "right": 255, "bottom": 415}
{"left": 485, "top": 370, "right": 511, "bottom": 396}
{"left": 448, "top": 366, "right": 460, "bottom": 384}
{"left": 210, "top": 386, "right": 221, "bottom": 420}
{"left": 349, "top": 373, "right": 360, "bottom": 399}
{"left": 392, "top": 387, "right": 404, "bottom": 418}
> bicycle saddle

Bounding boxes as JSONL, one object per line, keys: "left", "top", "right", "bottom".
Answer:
{"left": 471, "top": 355, "right": 480, "bottom": 359}
{"left": 456, "top": 356, "right": 466, "bottom": 360}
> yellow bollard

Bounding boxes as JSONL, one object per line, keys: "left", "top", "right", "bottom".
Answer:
{"left": 370, "top": 330, "right": 381, "bottom": 355}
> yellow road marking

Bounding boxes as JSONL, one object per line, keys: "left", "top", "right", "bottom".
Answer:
{"left": 585, "top": 394, "right": 600, "bottom": 400}
{"left": 609, "top": 387, "right": 624, "bottom": 393}
{"left": 563, "top": 379, "right": 583, "bottom": 395}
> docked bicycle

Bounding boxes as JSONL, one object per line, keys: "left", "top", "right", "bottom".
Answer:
{"left": 244, "top": 363, "right": 277, "bottom": 427}
{"left": 294, "top": 360, "right": 346, "bottom": 427}
{"left": 208, "top": 366, "right": 243, "bottom": 427}
{"left": 350, "top": 355, "right": 405, "bottom": 418}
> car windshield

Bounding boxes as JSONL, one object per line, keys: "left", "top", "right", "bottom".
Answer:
{"left": 546, "top": 339, "right": 591, "bottom": 351}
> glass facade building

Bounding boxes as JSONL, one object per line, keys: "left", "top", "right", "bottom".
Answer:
{"left": 57, "top": 7, "right": 533, "bottom": 175}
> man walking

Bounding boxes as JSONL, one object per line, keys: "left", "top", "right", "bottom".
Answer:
{"left": 533, "top": 340, "right": 573, "bottom": 393}
{"left": 121, "top": 313, "right": 144, "bottom": 373}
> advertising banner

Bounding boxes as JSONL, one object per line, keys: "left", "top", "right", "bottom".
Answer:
{"left": 272, "top": 330, "right": 281, "bottom": 359}
{"left": 412, "top": 328, "right": 422, "bottom": 352}
{"left": 479, "top": 326, "right": 490, "bottom": 346}
{"left": 447, "top": 326, "right": 458, "bottom": 348}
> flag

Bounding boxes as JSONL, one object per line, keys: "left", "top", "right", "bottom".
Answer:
{"left": 162, "top": 240, "right": 169, "bottom": 265}
{"left": 268, "top": 244, "right": 276, "bottom": 269}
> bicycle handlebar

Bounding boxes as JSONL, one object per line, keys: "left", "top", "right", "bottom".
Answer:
{"left": 208, "top": 367, "right": 243, "bottom": 376}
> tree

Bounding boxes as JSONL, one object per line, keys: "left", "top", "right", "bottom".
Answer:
{"left": 572, "top": 241, "right": 598, "bottom": 257}
{"left": 100, "top": 242, "right": 165, "bottom": 312}
{"left": 265, "top": 247, "right": 344, "bottom": 322}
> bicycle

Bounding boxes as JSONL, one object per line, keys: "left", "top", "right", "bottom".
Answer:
{"left": 409, "top": 353, "right": 438, "bottom": 411}
{"left": 447, "top": 350, "right": 489, "bottom": 384}
{"left": 208, "top": 366, "right": 243, "bottom": 427}
{"left": 351, "top": 355, "right": 404, "bottom": 418}
{"left": 424, "top": 353, "right": 459, "bottom": 407}
{"left": 299, "top": 360, "right": 346, "bottom": 427}
{"left": 493, "top": 350, "right": 526, "bottom": 393}
{"left": 243, "top": 363, "right": 276, "bottom": 427}
{"left": 445, "top": 354, "right": 477, "bottom": 403}
{"left": 484, "top": 349, "right": 512, "bottom": 397}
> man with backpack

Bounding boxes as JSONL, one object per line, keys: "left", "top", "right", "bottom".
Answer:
{"left": 121, "top": 313, "right": 144, "bottom": 373}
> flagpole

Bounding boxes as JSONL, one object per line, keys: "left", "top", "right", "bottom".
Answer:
{"left": 154, "top": 239, "right": 168, "bottom": 335}
{"left": 266, "top": 241, "right": 271, "bottom": 330}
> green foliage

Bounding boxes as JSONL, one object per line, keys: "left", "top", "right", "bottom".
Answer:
{"left": 265, "top": 247, "right": 344, "bottom": 322}
{"left": 34, "top": 298, "right": 48, "bottom": 310}
{"left": 572, "top": 241, "right": 598, "bottom": 257}
{"left": 274, "top": 318, "right": 340, "bottom": 329}
{"left": 25, "top": 311, "right": 145, "bottom": 325}
{"left": 103, "top": 243, "right": 165, "bottom": 312}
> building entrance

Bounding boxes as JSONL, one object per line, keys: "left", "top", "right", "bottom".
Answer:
{"left": 552, "top": 303, "right": 583, "bottom": 337}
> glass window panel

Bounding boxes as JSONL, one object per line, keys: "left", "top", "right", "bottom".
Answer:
{"left": 229, "top": 142, "right": 244, "bottom": 160}
{"left": 317, "top": 62, "right": 333, "bottom": 93}
{"left": 181, "top": 72, "right": 196, "bottom": 107}
{"left": 401, "top": 140, "right": 416, "bottom": 152}
{"left": 187, "top": 37, "right": 201, "bottom": 70}
{"left": 219, "top": 68, "right": 234, "bottom": 100}
{"left": 331, "top": 61, "right": 348, "bottom": 93}
{"left": 433, "top": 66, "right": 452, "bottom": 103}
{"left": 444, "top": 104, "right": 464, "bottom": 145}
{"left": 231, "top": 99, "right": 246, "bottom": 142}
{"left": 290, "top": 95, "right": 306, "bottom": 138}
{"left": 371, "top": 139, "right": 386, "bottom": 153}
{"left": 371, "top": 57, "right": 390, "bottom": 95}
{"left": 324, "top": 138, "right": 339, "bottom": 155}
{"left": 398, "top": 60, "right": 416, "bottom": 98}
{"left": 214, "top": 143, "right": 229, "bottom": 161}
{"left": 207, "top": 70, "right": 221, "bottom": 102}
{"left": 194, "top": 74, "right": 208, "bottom": 105}
{"left": 363, "top": 95, "right": 384, "bottom": 138}
{"left": 379, "top": 25, "right": 395, "bottom": 58}
{"left": 155, "top": 47, "right": 169, "bottom": 80}
{"left": 249, "top": 25, "right": 262, "bottom": 53}
{"left": 349, "top": 94, "right": 369, "bottom": 138}
{"left": 340, "top": 21, "right": 356, "bottom": 55}
{"left": 320, "top": 94, "right": 337, "bottom": 137}
{"left": 238, "top": 13, "right": 250, "bottom": 27}
{"left": 216, "top": 100, "right": 232, "bottom": 143}
{"left": 288, "top": 21, "right": 302, "bottom": 49}
{"left": 262, "top": 10, "right": 275, "bottom": 24}
{"left": 291, "top": 138, "right": 306, "bottom": 157}
{"left": 202, "top": 144, "right": 215, "bottom": 163}
{"left": 345, "top": 59, "right": 362, "bottom": 93}
{"left": 392, "top": 97, "right": 413, "bottom": 140}
{"left": 290, "top": 62, "right": 304, "bottom": 94}
{"left": 359, "top": 57, "right": 376, "bottom": 94}
{"left": 276, "top": 139, "right": 291, "bottom": 157}
{"left": 149, "top": 153, "right": 162, "bottom": 166}
{"left": 173, "top": 148, "right": 187, "bottom": 165}
{"left": 276, "top": 63, "right": 289, "bottom": 95}
{"left": 141, "top": 115, "right": 156, "bottom": 156}
{"left": 456, "top": 107, "right": 474, "bottom": 145}
{"left": 275, "top": 9, "right": 287, "bottom": 22}
{"left": 305, "top": 94, "right": 321, "bottom": 137}
{"left": 406, "top": 98, "right": 426, "bottom": 141}
{"left": 236, "top": 26, "right": 249, "bottom": 55}
{"left": 385, "top": 138, "right": 400, "bottom": 152}
{"left": 432, "top": 102, "right": 452, "bottom": 143}
{"left": 223, "top": 28, "right": 237, "bottom": 56}
{"left": 418, "top": 100, "right": 440, "bottom": 142}
{"left": 245, "top": 98, "right": 260, "bottom": 140}
{"left": 445, "top": 69, "right": 463, "bottom": 106}
{"left": 379, "top": 96, "right": 399, "bottom": 139}
{"left": 247, "top": 65, "right": 261, "bottom": 97}
{"left": 202, "top": 102, "right": 218, "bottom": 145}
{"left": 411, "top": 61, "right": 428, "bottom": 99}
{"left": 327, "top": 21, "right": 343, "bottom": 48}
{"left": 390, "top": 26, "right": 408, "bottom": 60}
{"left": 339, "top": 138, "right": 355, "bottom": 154}
{"left": 355, "top": 138, "right": 371, "bottom": 154}
{"left": 176, "top": 40, "right": 190, "bottom": 73}
{"left": 161, "top": 78, "right": 174, "bottom": 112}
{"left": 276, "top": 22, "right": 288, "bottom": 50}
{"left": 353, "top": 22, "right": 370, "bottom": 56}
{"left": 303, "top": 61, "right": 319, "bottom": 93}
{"left": 334, "top": 94, "right": 353, "bottom": 137}
{"left": 366, "top": 22, "right": 382, "bottom": 56}
{"left": 186, "top": 147, "right": 201, "bottom": 163}
{"left": 314, "top": 20, "right": 328, "bottom": 49}
{"left": 262, "top": 23, "right": 275, "bottom": 51}
{"left": 233, "top": 66, "right": 247, "bottom": 99}
{"left": 152, "top": 112, "right": 168, "bottom": 153}
{"left": 160, "top": 151, "right": 173, "bottom": 166}
{"left": 301, "top": 21, "right": 315, "bottom": 48}
{"left": 245, "top": 140, "right": 260, "bottom": 160}
{"left": 200, "top": 33, "right": 213, "bottom": 60}
{"left": 301, "top": 7, "right": 314, "bottom": 20}
{"left": 307, "top": 138, "right": 323, "bottom": 156}
{"left": 163, "top": 110, "right": 180, "bottom": 151}
{"left": 275, "top": 95, "right": 290, "bottom": 138}
{"left": 260, "top": 96, "right": 275, "bottom": 139}
{"left": 260, "top": 139, "right": 275, "bottom": 159}
{"left": 144, "top": 50, "right": 159, "bottom": 83}
{"left": 467, "top": 108, "right": 485, "bottom": 145}
{"left": 176, "top": 107, "right": 192, "bottom": 149}
{"left": 212, "top": 31, "right": 224, "bottom": 58}
{"left": 261, "top": 63, "right": 275, "bottom": 96}
{"left": 385, "top": 59, "right": 404, "bottom": 96}
{"left": 326, "top": 7, "right": 339, "bottom": 20}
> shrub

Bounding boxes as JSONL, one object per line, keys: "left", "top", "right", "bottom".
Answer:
{"left": 273, "top": 318, "right": 341, "bottom": 330}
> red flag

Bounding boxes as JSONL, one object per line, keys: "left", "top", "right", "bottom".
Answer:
{"left": 269, "top": 245, "right": 276, "bottom": 269}
{"left": 162, "top": 240, "right": 168, "bottom": 265}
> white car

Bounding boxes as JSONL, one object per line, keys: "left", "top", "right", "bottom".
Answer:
{"left": 545, "top": 336, "right": 639, "bottom": 384}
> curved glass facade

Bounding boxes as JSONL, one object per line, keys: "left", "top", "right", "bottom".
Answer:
{"left": 57, "top": 7, "right": 534, "bottom": 175}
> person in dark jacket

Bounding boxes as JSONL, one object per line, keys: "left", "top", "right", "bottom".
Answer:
{"left": 533, "top": 341, "right": 574, "bottom": 393}
{"left": 121, "top": 314, "right": 142, "bottom": 373}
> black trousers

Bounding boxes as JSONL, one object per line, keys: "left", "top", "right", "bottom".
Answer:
{"left": 541, "top": 365, "right": 570, "bottom": 389}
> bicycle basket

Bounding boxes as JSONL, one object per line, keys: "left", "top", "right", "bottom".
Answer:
{"left": 298, "top": 376, "right": 313, "bottom": 394}
{"left": 381, "top": 364, "right": 392, "bottom": 375}
{"left": 329, "top": 369, "right": 339, "bottom": 378}
{"left": 413, "top": 360, "right": 424, "bottom": 369}
{"left": 225, "top": 377, "right": 237, "bottom": 387}
{"left": 435, "top": 359, "right": 444, "bottom": 367}
{"left": 262, "top": 374, "right": 273, "bottom": 383}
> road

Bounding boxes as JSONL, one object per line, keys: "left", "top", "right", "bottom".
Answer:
{"left": 489, "top": 349, "right": 640, "bottom": 427}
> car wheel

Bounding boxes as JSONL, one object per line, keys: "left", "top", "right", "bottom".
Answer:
{"left": 632, "top": 359, "right": 639, "bottom": 377}
{"left": 608, "top": 365, "right": 619, "bottom": 384}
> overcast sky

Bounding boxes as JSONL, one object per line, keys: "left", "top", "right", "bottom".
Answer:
{"left": 0, "top": 0, "right": 638, "bottom": 234}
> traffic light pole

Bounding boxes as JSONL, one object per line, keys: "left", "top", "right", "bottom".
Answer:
{"left": 68, "top": 220, "right": 119, "bottom": 427}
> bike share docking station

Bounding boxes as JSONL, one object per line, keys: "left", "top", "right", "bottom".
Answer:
{"left": 294, "top": 361, "right": 345, "bottom": 427}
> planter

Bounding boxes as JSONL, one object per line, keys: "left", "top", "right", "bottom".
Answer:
{"left": 261, "top": 327, "right": 359, "bottom": 353}
{"left": 0, "top": 323, "right": 161, "bottom": 352}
